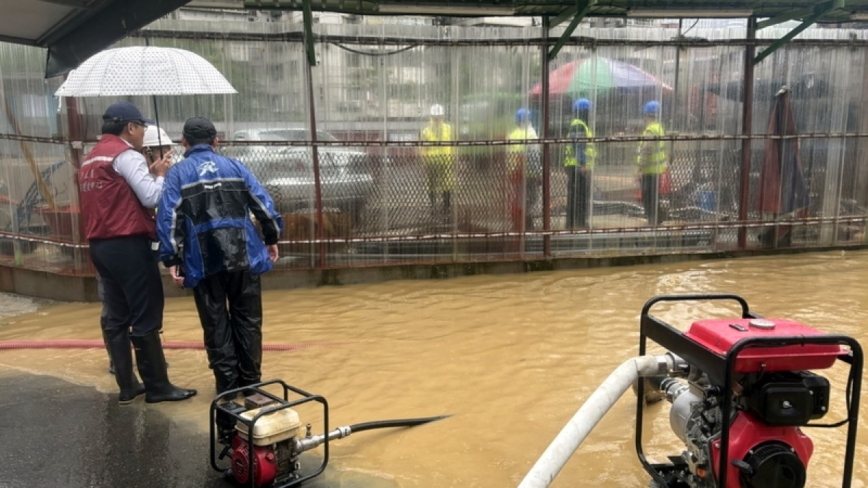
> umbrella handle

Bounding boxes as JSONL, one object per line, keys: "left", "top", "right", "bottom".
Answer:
{"left": 143, "top": 37, "right": 163, "bottom": 147}
{"left": 151, "top": 93, "right": 162, "bottom": 147}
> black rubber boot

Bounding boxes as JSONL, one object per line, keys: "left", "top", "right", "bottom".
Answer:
{"left": 131, "top": 330, "right": 197, "bottom": 404}
{"left": 159, "top": 331, "right": 169, "bottom": 370}
{"left": 234, "top": 343, "right": 260, "bottom": 388}
{"left": 233, "top": 322, "right": 262, "bottom": 389}
{"left": 104, "top": 327, "right": 145, "bottom": 405}
{"left": 104, "top": 335, "right": 168, "bottom": 374}
{"left": 206, "top": 349, "right": 239, "bottom": 394}
{"left": 104, "top": 334, "right": 115, "bottom": 375}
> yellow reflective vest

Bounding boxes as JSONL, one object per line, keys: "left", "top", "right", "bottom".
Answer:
{"left": 637, "top": 122, "right": 667, "bottom": 175}
{"left": 564, "top": 118, "right": 597, "bottom": 171}
{"left": 506, "top": 125, "right": 539, "bottom": 173}
{"left": 420, "top": 122, "right": 454, "bottom": 160}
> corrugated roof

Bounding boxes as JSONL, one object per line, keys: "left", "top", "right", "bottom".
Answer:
{"left": 0, "top": 0, "right": 190, "bottom": 78}
{"left": 244, "top": 0, "right": 867, "bottom": 23}
{"left": 1, "top": 0, "right": 865, "bottom": 78}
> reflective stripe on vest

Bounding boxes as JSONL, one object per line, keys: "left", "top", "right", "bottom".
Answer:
{"left": 79, "top": 135, "right": 157, "bottom": 240}
{"left": 637, "top": 122, "right": 667, "bottom": 175}
{"left": 564, "top": 119, "right": 597, "bottom": 170}
{"left": 421, "top": 122, "right": 454, "bottom": 159}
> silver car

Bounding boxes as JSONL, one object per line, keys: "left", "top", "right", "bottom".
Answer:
{"left": 231, "top": 128, "right": 374, "bottom": 224}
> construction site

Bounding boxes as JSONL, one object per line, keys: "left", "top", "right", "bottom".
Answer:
{"left": 0, "top": 1, "right": 866, "bottom": 300}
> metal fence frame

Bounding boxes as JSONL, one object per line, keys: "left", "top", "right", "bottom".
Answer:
{"left": 0, "top": 18, "right": 867, "bottom": 275}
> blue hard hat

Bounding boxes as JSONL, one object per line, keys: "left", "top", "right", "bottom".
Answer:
{"left": 574, "top": 98, "right": 591, "bottom": 111}
{"left": 516, "top": 108, "right": 531, "bottom": 124}
{"left": 643, "top": 100, "right": 661, "bottom": 116}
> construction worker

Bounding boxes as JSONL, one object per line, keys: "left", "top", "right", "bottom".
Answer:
{"left": 141, "top": 125, "right": 175, "bottom": 168}
{"left": 506, "top": 108, "right": 540, "bottom": 231}
{"left": 637, "top": 100, "right": 667, "bottom": 225}
{"left": 564, "top": 99, "right": 597, "bottom": 229}
{"left": 420, "top": 104, "right": 455, "bottom": 218}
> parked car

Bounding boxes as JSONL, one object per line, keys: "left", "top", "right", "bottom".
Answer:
{"left": 230, "top": 128, "right": 374, "bottom": 224}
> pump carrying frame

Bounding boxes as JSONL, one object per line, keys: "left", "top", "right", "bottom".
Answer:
{"left": 209, "top": 379, "right": 329, "bottom": 488}
{"left": 635, "top": 294, "right": 862, "bottom": 488}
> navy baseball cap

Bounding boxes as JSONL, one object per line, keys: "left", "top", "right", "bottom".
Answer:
{"left": 102, "top": 102, "right": 154, "bottom": 125}
{"left": 183, "top": 117, "right": 217, "bottom": 140}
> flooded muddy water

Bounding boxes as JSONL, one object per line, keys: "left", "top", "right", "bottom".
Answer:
{"left": 1, "top": 250, "right": 867, "bottom": 487}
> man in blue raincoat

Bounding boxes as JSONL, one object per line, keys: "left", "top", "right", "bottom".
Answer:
{"left": 157, "top": 117, "right": 283, "bottom": 394}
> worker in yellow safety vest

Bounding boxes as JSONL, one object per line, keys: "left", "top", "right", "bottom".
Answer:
{"left": 564, "top": 98, "right": 597, "bottom": 229}
{"left": 420, "top": 104, "right": 455, "bottom": 216}
{"left": 637, "top": 100, "right": 667, "bottom": 225}
{"left": 506, "top": 108, "right": 540, "bottom": 231}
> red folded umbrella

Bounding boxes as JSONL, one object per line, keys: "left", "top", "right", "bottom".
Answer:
{"left": 757, "top": 89, "right": 809, "bottom": 216}
{"left": 757, "top": 89, "right": 810, "bottom": 245}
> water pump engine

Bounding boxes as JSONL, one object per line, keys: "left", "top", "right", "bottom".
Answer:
{"left": 636, "top": 295, "right": 862, "bottom": 488}
{"left": 211, "top": 381, "right": 328, "bottom": 488}
{"left": 210, "top": 380, "right": 447, "bottom": 488}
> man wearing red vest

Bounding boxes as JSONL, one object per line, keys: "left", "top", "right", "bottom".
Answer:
{"left": 79, "top": 102, "right": 196, "bottom": 405}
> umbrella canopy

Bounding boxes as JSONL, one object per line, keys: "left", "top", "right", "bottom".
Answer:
{"left": 530, "top": 57, "right": 672, "bottom": 96}
{"left": 54, "top": 46, "right": 236, "bottom": 97}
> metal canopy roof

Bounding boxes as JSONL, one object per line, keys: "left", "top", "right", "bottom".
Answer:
{"left": 245, "top": 0, "right": 865, "bottom": 23}
{"left": 245, "top": 0, "right": 865, "bottom": 65}
{"left": 0, "top": 0, "right": 190, "bottom": 78}
{"left": 1, "top": 0, "right": 866, "bottom": 79}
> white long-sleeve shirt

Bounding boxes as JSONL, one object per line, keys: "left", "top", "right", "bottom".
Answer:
{"left": 112, "top": 141, "right": 163, "bottom": 208}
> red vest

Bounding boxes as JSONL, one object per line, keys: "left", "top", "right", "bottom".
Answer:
{"left": 79, "top": 135, "right": 156, "bottom": 240}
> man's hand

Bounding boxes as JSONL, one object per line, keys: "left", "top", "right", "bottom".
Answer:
{"left": 149, "top": 150, "right": 173, "bottom": 178}
{"left": 169, "top": 265, "right": 184, "bottom": 287}
{"left": 267, "top": 244, "right": 279, "bottom": 263}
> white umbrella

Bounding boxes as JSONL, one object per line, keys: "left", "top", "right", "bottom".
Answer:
{"left": 54, "top": 45, "right": 236, "bottom": 150}
{"left": 54, "top": 46, "right": 237, "bottom": 97}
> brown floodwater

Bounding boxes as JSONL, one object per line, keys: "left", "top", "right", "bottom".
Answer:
{"left": 1, "top": 250, "right": 867, "bottom": 487}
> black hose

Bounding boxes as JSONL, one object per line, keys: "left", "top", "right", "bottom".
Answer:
{"left": 294, "top": 415, "right": 452, "bottom": 454}
{"left": 348, "top": 415, "right": 449, "bottom": 434}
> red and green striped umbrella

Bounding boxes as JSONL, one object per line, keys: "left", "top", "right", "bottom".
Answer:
{"left": 530, "top": 56, "right": 672, "bottom": 96}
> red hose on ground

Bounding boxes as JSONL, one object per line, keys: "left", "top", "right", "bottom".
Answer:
{"left": 0, "top": 340, "right": 344, "bottom": 351}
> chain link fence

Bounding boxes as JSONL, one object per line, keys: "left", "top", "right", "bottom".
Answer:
{"left": 1, "top": 19, "right": 867, "bottom": 274}
{"left": 217, "top": 135, "right": 867, "bottom": 268}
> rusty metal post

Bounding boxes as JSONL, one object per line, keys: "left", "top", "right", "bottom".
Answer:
{"left": 65, "top": 97, "right": 83, "bottom": 170}
{"left": 672, "top": 19, "right": 682, "bottom": 131}
{"left": 303, "top": 43, "right": 325, "bottom": 268}
{"left": 857, "top": 50, "right": 868, "bottom": 211}
{"left": 737, "top": 19, "right": 757, "bottom": 249}
{"left": 541, "top": 16, "right": 552, "bottom": 257}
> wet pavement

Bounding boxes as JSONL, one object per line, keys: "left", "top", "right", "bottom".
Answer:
{"left": 0, "top": 367, "right": 397, "bottom": 488}
{"left": 0, "top": 301, "right": 402, "bottom": 488}
{"left": 0, "top": 366, "right": 220, "bottom": 488}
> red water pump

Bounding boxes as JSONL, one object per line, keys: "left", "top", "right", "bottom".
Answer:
{"left": 210, "top": 380, "right": 446, "bottom": 488}
{"left": 636, "top": 294, "right": 862, "bottom": 488}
